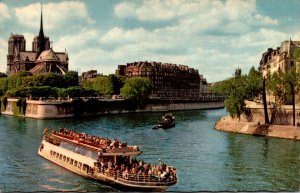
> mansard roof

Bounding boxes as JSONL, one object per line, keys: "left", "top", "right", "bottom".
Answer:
{"left": 36, "top": 48, "right": 60, "bottom": 62}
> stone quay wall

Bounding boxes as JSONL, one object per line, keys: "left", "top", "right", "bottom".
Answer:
{"left": 1, "top": 98, "right": 224, "bottom": 119}
{"left": 215, "top": 100, "right": 300, "bottom": 141}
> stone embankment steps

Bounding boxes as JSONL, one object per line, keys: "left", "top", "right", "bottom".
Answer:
{"left": 215, "top": 116, "right": 300, "bottom": 140}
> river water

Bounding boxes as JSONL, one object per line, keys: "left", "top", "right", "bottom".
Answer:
{"left": 0, "top": 108, "right": 300, "bottom": 192}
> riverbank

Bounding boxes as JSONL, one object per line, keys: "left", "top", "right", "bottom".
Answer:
{"left": 215, "top": 116, "right": 300, "bottom": 140}
{"left": 1, "top": 98, "right": 225, "bottom": 119}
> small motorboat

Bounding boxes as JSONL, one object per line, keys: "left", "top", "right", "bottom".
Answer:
{"left": 153, "top": 113, "right": 176, "bottom": 129}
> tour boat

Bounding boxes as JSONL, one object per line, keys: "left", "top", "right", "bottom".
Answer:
{"left": 38, "top": 128, "right": 177, "bottom": 191}
{"left": 153, "top": 113, "right": 176, "bottom": 129}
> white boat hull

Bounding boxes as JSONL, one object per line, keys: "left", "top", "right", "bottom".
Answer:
{"left": 38, "top": 140, "right": 170, "bottom": 191}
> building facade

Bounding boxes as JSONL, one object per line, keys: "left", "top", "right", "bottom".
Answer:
{"left": 7, "top": 8, "right": 68, "bottom": 75}
{"left": 259, "top": 39, "right": 300, "bottom": 77}
{"left": 80, "top": 70, "right": 99, "bottom": 81}
{"left": 116, "top": 61, "right": 208, "bottom": 100}
{"left": 259, "top": 39, "right": 300, "bottom": 104}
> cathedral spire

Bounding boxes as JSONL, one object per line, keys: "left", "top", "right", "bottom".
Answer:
{"left": 36, "top": 4, "right": 46, "bottom": 60}
{"left": 39, "top": 4, "right": 44, "bottom": 38}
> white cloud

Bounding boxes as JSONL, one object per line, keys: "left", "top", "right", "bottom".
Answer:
{"left": 114, "top": 0, "right": 278, "bottom": 30}
{"left": 254, "top": 14, "right": 278, "bottom": 25}
{"left": 224, "top": 0, "right": 256, "bottom": 20}
{"left": 0, "top": 3, "right": 10, "bottom": 21}
{"left": 55, "top": 29, "right": 98, "bottom": 52}
{"left": 135, "top": 0, "right": 178, "bottom": 21}
{"left": 110, "top": 0, "right": 283, "bottom": 82}
{"left": 114, "top": 2, "right": 137, "bottom": 18}
{"left": 100, "top": 27, "right": 148, "bottom": 44}
{"left": 15, "top": 1, "right": 94, "bottom": 30}
{"left": 70, "top": 48, "right": 111, "bottom": 74}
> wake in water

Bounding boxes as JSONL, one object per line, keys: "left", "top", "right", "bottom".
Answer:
{"left": 39, "top": 184, "right": 81, "bottom": 192}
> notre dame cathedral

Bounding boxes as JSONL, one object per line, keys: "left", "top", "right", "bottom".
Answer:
{"left": 6, "top": 8, "right": 69, "bottom": 76}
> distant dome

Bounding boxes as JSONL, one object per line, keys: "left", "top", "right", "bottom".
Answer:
{"left": 36, "top": 48, "right": 60, "bottom": 62}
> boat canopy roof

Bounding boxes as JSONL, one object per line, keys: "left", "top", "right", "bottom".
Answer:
{"left": 47, "top": 129, "right": 142, "bottom": 156}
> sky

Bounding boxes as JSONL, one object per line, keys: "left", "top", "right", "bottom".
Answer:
{"left": 0, "top": 0, "right": 300, "bottom": 82}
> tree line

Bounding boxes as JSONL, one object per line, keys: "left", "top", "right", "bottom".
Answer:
{"left": 0, "top": 71, "right": 152, "bottom": 102}
{"left": 212, "top": 66, "right": 300, "bottom": 126}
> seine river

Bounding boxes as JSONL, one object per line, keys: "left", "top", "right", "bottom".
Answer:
{"left": 0, "top": 108, "right": 300, "bottom": 192}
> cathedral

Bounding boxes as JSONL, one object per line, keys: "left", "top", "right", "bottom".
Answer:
{"left": 6, "top": 8, "right": 69, "bottom": 76}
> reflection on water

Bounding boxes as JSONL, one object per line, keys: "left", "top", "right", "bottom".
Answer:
{"left": 0, "top": 108, "right": 300, "bottom": 191}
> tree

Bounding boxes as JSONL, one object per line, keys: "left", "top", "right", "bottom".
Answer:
{"left": 216, "top": 75, "right": 248, "bottom": 119}
{"left": 213, "top": 66, "right": 270, "bottom": 123}
{"left": 0, "top": 72, "right": 7, "bottom": 78}
{"left": 266, "top": 67, "right": 300, "bottom": 126}
{"left": 246, "top": 67, "right": 269, "bottom": 124}
{"left": 282, "top": 67, "right": 299, "bottom": 126}
{"left": 0, "top": 77, "right": 8, "bottom": 96}
{"left": 120, "top": 77, "right": 152, "bottom": 108}
{"left": 82, "top": 74, "right": 124, "bottom": 95}
{"left": 57, "top": 86, "right": 97, "bottom": 98}
{"left": 63, "top": 71, "right": 79, "bottom": 87}
{"left": 108, "top": 74, "right": 124, "bottom": 95}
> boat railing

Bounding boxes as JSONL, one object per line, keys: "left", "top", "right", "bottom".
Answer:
{"left": 99, "top": 169, "right": 176, "bottom": 186}
{"left": 116, "top": 171, "right": 177, "bottom": 186}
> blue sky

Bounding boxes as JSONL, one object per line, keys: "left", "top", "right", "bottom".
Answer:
{"left": 0, "top": 0, "right": 299, "bottom": 82}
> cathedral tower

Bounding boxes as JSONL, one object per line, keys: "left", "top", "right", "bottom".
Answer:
{"left": 35, "top": 6, "right": 46, "bottom": 59}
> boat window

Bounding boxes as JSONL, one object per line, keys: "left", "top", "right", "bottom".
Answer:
{"left": 78, "top": 162, "right": 82, "bottom": 169}
{"left": 50, "top": 150, "right": 53, "bottom": 155}
{"left": 56, "top": 153, "right": 59, "bottom": 158}
{"left": 74, "top": 161, "right": 78, "bottom": 166}
{"left": 67, "top": 157, "right": 70, "bottom": 163}
{"left": 59, "top": 154, "right": 62, "bottom": 160}
{"left": 70, "top": 159, "right": 73, "bottom": 164}
{"left": 63, "top": 156, "right": 66, "bottom": 161}
{"left": 60, "top": 142, "right": 97, "bottom": 159}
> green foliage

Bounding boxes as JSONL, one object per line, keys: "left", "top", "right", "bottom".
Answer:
{"left": 63, "top": 71, "right": 79, "bottom": 87}
{"left": 121, "top": 77, "right": 152, "bottom": 100}
{"left": 57, "top": 86, "right": 97, "bottom": 98}
{"left": 82, "top": 74, "right": 124, "bottom": 95}
{"left": 266, "top": 67, "right": 300, "bottom": 105}
{"left": 12, "top": 101, "right": 22, "bottom": 116}
{"left": 0, "top": 77, "right": 8, "bottom": 96}
{"left": 292, "top": 47, "right": 300, "bottom": 59}
{"left": 0, "top": 72, "right": 7, "bottom": 78}
{"left": 1, "top": 71, "right": 87, "bottom": 98}
{"left": 246, "top": 67, "right": 263, "bottom": 98}
{"left": 225, "top": 95, "right": 244, "bottom": 118}
{"left": 108, "top": 74, "right": 124, "bottom": 95}
{"left": 7, "top": 71, "right": 32, "bottom": 90}
{"left": 6, "top": 86, "right": 57, "bottom": 98}
{"left": 266, "top": 71, "right": 285, "bottom": 105}
{"left": 213, "top": 67, "right": 263, "bottom": 119}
